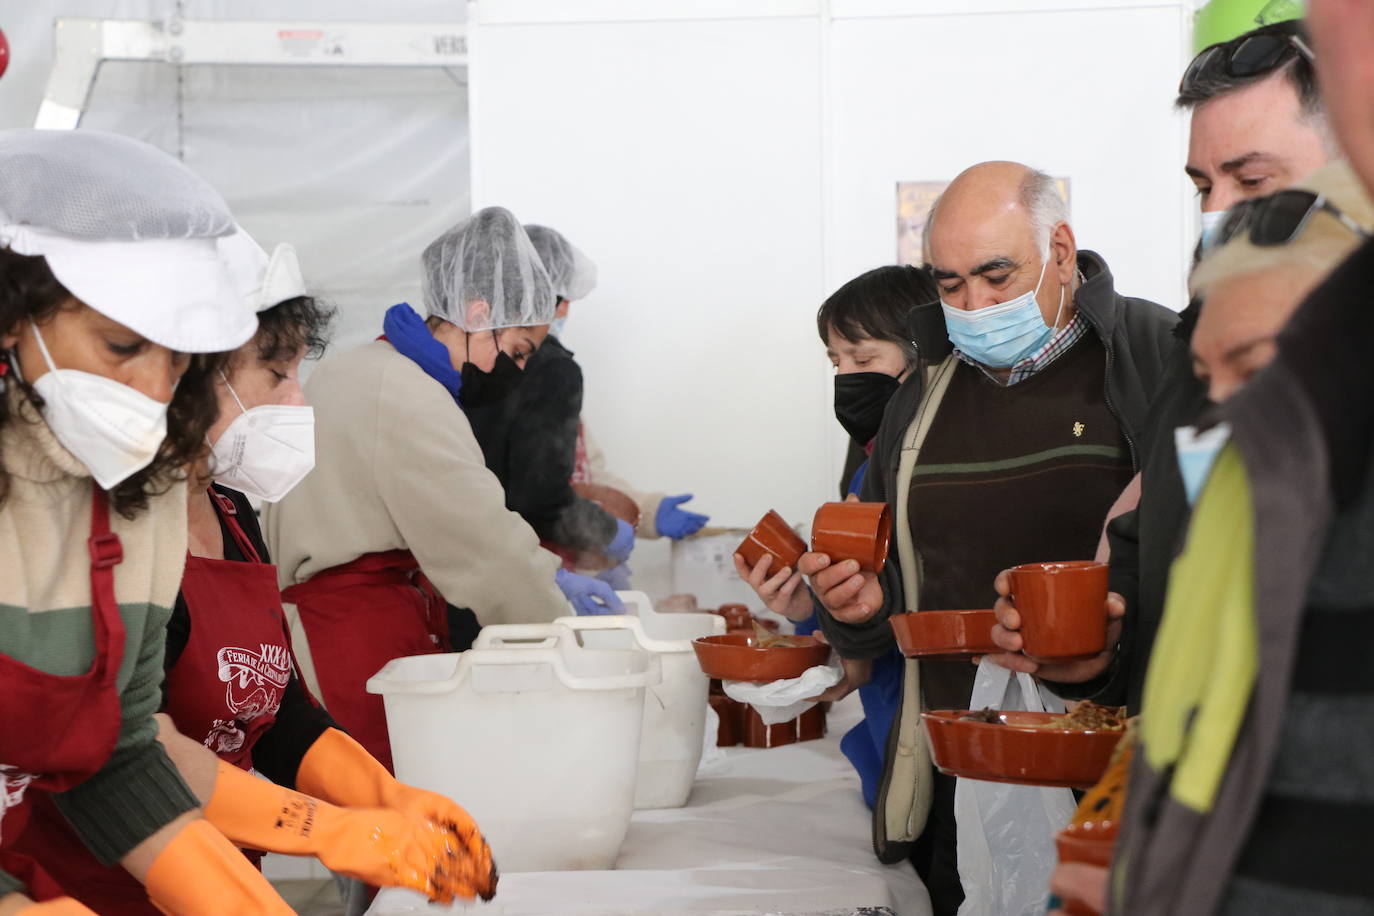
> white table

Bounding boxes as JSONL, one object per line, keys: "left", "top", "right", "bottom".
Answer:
{"left": 369, "top": 695, "right": 931, "bottom": 916}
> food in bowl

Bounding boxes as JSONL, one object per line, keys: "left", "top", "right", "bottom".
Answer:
{"left": 1048, "top": 702, "right": 1127, "bottom": 732}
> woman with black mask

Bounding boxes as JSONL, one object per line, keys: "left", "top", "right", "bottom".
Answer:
{"left": 734, "top": 264, "right": 939, "bottom": 809}
{"left": 264, "top": 208, "right": 619, "bottom": 776}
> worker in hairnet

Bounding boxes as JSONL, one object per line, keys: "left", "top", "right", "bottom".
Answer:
{"left": 466, "top": 224, "right": 709, "bottom": 589}
{"left": 265, "top": 208, "right": 619, "bottom": 774}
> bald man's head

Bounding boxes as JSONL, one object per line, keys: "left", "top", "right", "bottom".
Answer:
{"left": 927, "top": 161, "right": 1078, "bottom": 330}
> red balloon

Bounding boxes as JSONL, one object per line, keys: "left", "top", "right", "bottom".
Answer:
{"left": 0, "top": 29, "right": 9, "bottom": 80}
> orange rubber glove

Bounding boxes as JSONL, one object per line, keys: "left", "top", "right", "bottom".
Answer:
{"left": 17, "top": 900, "right": 100, "bottom": 915}
{"left": 296, "top": 728, "right": 496, "bottom": 900}
{"left": 142, "top": 818, "right": 293, "bottom": 915}
{"left": 204, "top": 760, "right": 477, "bottom": 903}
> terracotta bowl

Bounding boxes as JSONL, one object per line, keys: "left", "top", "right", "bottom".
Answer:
{"left": 922, "top": 710, "right": 1123, "bottom": 788}
{"left": 736, "top": 510, "right": 807, "bottom": 574}
{"left": 1055, "top": 822, "right": 1118, "bottom": 869}
{"left": 1008, "top": 561, "right": 1109, "bottom": 662}
{"left": 572, "top": 482, "right": 641, "bottom": 528}
{"left": 1055, "top": 823, "right": 1119, "bottom": 916}
{"left": 715, "top": 604, "right": 754, "bottom": 632}
{"left": 811, "top": 501, "right": 891, "bottom": 573}
{"left": 890, "top": 610, "right": 998, "bottom": 659}
{"left": 691, "top": 633, "right": 831, "bottom": 682}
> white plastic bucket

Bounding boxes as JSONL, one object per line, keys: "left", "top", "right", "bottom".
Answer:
{"left": 366, "top": 623, "right": 659, "bottom": 872}
{"left": 556, "top": 596, "right": 723, "bottom": 809}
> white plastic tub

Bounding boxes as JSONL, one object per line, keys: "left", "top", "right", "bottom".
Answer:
{"left": 366, "top": 623, "right": 659, "bottom": 872}
{"left": 555, "top": 594, "right": 724, "bottom": 809}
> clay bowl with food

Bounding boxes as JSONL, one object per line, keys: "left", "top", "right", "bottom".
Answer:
{"left": 692, "top": 632, "right": 830, "bottom": 683}
{"left": 890, "top": 610, "right": 998, "bottom": 660}
{"left": 1055, "top": 821, "right": 1119, "bottom": 869}
{"left": 811, "top": 501, "right": 891, "bottom": 573}
{"left": 921, "top": 705, "right": 1126, "bottom": 789}
{"left": 736, "top": 510, "right": 808, "bottom": 575}
{"left": 1008, "top": 560, "right": 1110, "bottom": 662}
{"left": 1054, "top": 822, "right": 1120, "bottom": 916}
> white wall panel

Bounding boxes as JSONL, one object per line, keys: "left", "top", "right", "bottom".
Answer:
{"left": 470, "top": 15, "right": 830, "bottom": 528}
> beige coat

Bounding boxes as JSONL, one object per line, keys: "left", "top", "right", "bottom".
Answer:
{"left": 265, "top": 340, "right": 565, "bottom": 626}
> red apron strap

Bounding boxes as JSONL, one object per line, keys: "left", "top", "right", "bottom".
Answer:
{"left": 208, "top": 488, "right": 264, "bottom": 564}
{"left": 88, "top": 486, "right": 125, "bottom": 688}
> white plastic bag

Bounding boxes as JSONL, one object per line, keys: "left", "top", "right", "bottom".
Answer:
{"left": 721, "top": 664, "right": 843, "bottom": 725}
{"left": 955, "top": 658, "right": 1076, "bottom": 916}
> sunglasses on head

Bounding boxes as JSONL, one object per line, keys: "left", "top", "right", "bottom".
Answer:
{"left": 1179, "top": 26, "right": 1314, "bottom": 96}
{"left": 1208, "top": 190, "right": 1371, "bottom": 254}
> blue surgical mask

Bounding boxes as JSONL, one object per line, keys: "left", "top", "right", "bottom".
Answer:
{"left": 550, "top": 316, "right": 568, "bottom": 338}
{"left": 1175, "top": 422, "right": 1231, "bottom": 506}
{"left": 1199, "top": 210, "right": 1226, "bottom": 251}
{"left": 940, "top": 254, "right": 1064, "bottom": 369}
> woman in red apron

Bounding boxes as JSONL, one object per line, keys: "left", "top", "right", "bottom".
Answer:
{"left": 266, "top": 209, "right": 599, "bottom": 779}
{"left": 0, "top": 129, "right": 297, "bottom": 914}
{"left": 14, "top": 236, "right": 495, "bottom": 913}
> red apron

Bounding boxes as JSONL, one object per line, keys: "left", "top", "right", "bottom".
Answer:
{"left": 17, "top": 488, "right": 291, "bottom": 915}
{"left": 282, "top": 551, "right": 449, "bottom": 773}
{"left": 168, "top": 490, "right": 290, "bottom": 770}
{"left": 0, "top": 486, "right": 127, "bottom": 901}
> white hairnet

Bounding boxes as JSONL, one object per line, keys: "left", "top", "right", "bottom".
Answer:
{"left": 0, "top": 129, "right": 234, "bottom": 241}
{"left": 420, "top": 207, "right": 556, "bottom": 332}
{"left": 525, "top": 224, "right": 598, "bottom": 302}
{"left": 0, "top": 129, "right": 254, "bottom": 353}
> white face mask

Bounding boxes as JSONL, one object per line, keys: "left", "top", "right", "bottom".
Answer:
{"left": 210, "top": 373, "right": 315, "bottom": 502}
{"left": 26, "top": 322, "right": 169, "bottom": 490}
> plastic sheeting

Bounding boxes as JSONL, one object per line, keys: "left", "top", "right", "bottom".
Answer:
{"left": 0, "top": 0, "right": 471, "bottom": 354}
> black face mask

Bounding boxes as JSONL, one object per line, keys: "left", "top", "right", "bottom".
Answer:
{"left": 459, "top": 333, "right": 526, "bottom": 408}
{"left": 834, "top": 371, "right": 901, "bottom": 445}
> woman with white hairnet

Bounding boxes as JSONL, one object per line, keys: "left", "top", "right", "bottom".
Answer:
{"left": 15, "top": 229, "right": 496, "bottom": 912}
{"left": 467, "top": 225, "right": 709, "bottom": 590}
{"left": 0, "top": 129, "right": 296, "bottom": 914}
{"left": 265, "top": 207, "right": 611, "bottom": 775}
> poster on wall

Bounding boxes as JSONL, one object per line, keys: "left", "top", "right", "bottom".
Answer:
{"left": 896, "top": 177, "right": 1071, "bottom": 266}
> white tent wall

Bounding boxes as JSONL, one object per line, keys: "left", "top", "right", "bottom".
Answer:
{"left": 0, "top": 1, "right": 1196, "bottom": 591}
{"left": 0, "top": 0, "right": 472, "bottom": 354}
{"left": 468, "top": 0, "right": 1195, "bottom": 533}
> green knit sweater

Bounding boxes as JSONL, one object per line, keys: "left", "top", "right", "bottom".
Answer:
{"left": 0, "top": 391, "right": 197, "bottom": 897}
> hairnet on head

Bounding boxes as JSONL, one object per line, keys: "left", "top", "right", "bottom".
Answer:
{"left": 0, "top": 128, "right": 254, "bottom": 353}
{"left": 420, "top": 207, "right": 556, "bottom": 332}
{"left": 524, "top": 224, "right": 598, "bottom": 302}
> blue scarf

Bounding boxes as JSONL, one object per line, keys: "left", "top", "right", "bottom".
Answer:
{"left": 383, "top": 303, "right": 463, "bottom": 403}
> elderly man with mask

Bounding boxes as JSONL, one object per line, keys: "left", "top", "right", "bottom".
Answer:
{"left": 266, "top": 208, "right": 611, "bottom": 774}
{"left": 800, "top": 160, "right": 1176, "bottom": 915}
{"left": 993, "top": 18, "right": 1338, "bottom": 724}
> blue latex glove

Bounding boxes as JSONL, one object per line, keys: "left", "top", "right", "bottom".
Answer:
{"left": 555, "top": 568, "right": 626, "bottom": 616}
{"left": 655, "top": 493, "right": 709, "bottom": 540}
{"left": 597, "top": 563, "right": 632, "bottom": 592}
{"left": 606, "top": 519, "right": 636, "bottom": 565}
{"left": 383, "top": 302, "right": 463, "bottom": 401}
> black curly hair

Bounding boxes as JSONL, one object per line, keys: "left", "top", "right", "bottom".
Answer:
{"left": 245, "top": 294, "right": 336, "bottom": 366}
{"left": 0, "top": 247, "right": 229, "bottom": 518}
